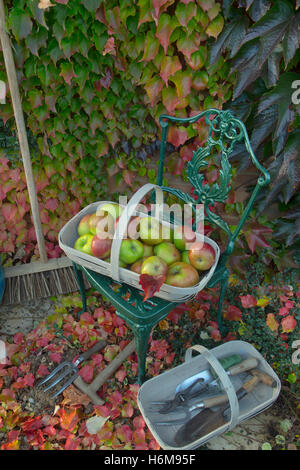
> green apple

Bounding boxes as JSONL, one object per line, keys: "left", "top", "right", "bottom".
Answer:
{"left": 74, "top": 233, "right": 94, "bottom": 255}
{"left": 181, "top": 250, "right": 191, "bottom": 264}
{"left": 119, "top": 239, "right": 144, "bottom": 264}
{"left": 143, "top": 244, "right": 154, "bottom": 257}
{"left": 165, "top": 262, "right": 199, "bottom": 287}
{"left": 154, "top": 242, "right": 181, "bottom": 266}
{"left": 98, "top": 203, "right": 123, "bottom": 220}
{"left": 173, "top": 225, "right": 196, "bottom": 251}
{"left": 141, "top": 256, "right": 168, "bottom": 277}
{"left": 139, "top": 217, "right": 171, "bottom": 245}
{"left": 104, "top": 257, "right": 127, "bottom": 268}
{"left": 77, "top": 214, "right": 91, "bottom": 236}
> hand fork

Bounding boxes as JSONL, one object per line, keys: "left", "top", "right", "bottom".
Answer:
{"left": 37, "top": 339, "right": 106, "bottom": 398}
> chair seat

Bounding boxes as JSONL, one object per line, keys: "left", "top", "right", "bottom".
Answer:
{"left": 75, "top": 264, "right": 178, "bottom": 327}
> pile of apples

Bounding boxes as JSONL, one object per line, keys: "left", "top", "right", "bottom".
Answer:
{"left": 73, "top": 203, "right": 215, "bottom": 288}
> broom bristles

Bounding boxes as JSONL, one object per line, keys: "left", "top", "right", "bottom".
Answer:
{"left": 2, "top": 266, "right": 90, "bottom": 305}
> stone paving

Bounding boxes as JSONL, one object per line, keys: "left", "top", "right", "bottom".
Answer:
{"left": 0, "top": 298, "right": 288, "bottom": 450}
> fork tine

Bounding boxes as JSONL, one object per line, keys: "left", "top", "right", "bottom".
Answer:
{"left": 51, "top": 371, "right": 79, "bottom": 398}
{"left": 42, "top": 365, "right": 75, "bottom": 392}
{"left": 38, "top": 361, "right": 70, "bottom": 387}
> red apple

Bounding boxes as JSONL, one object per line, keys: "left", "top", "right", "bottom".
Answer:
{"left": 165, "top": 262, "right": 199, "bottom": 287}
{"left": 77, "top": 214, "right": 91, "bottom": 236}
{"left": 141, "top": 256, "right": 168, "bottom": 277}
{"left": 95, "top": 213, "right": 115, "bottom": 239}
{"left": 127, "top": 216, "right": 141, "bottom": 240}
{"left": 130, "top": 257, "right": 147, "bottom": 274}
{"left": 91, "top": 234, "right": 112, "bottom": 259}
{"left": 173, "top": 225, "right": 196, "bottom": 251}
{"left": 188, "top": 242, "right": 215, "bottom": 271}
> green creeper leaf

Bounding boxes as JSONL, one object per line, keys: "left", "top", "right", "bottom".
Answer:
{"left": 155, "top": 13, "right": 179, "bottom": 54}
{"left": 162, "top": 86, "right": 179, "bottom": 113}
{"left": 175, "top": 2, "right": 197, "bottom": 28}
{"left": 205, "top": 14, "right": 224, "bottom": 39}
{"left": 9, "top": 9, "right": 33, "bottom": 40}
{"left": 28, "top": 89, "right": 43, "bottom": 109}
{"left": 141, "top": 31, "right": 160, "bottom": 62}
{"left": 59, "top": 62, "right": 77, "bottom": 85}
{"left": 192, "top": 70, "right": 209, "bottom": 91}
{"left": 137, "top": 0, "right": 153, "bottom": 29}
{"left": 169, "top": 70, "right": 192, "bottom": 98}
{"left": 177, "top": 32, "right": 201, "bottom": 60}
{"left": 81, "top": 0, "right": 101, "bottom": 12}
{"left": 159, "top": 55, "right": 182, "bottom": 86}
{"left": 186, "top": 47, "right": 207, "bottom": 70}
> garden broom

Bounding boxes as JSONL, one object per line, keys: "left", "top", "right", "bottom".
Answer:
{"left": 0, "top": 0, "right": 84, "bottom": 304}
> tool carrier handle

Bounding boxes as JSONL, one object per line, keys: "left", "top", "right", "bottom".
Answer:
{"left": 109, "top": 183, "right": 165, "bottom": 282}
{"left": 185, "top": 345, "right": 240, "bottom": 431}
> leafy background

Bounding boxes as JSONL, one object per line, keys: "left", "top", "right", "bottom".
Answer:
{"left": 0, "top": 0, "right": 299, "bottom": 275}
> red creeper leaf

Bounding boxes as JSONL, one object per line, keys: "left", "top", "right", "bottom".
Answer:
{"left": 139, "top": 274, "right": 166, "bottom": 301}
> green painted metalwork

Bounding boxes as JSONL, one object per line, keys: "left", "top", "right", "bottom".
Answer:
{"left": 72, "top": 108, "right": 270, "bottom": 384}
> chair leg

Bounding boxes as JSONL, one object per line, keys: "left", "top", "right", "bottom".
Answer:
{"left": 72, "top": 263, "right": 87, "bottom": 319}
{"left": 131, "top": 323, "right": 153, "bottom": 385}
{"left": 217, "top": 272, "right": 229, "bottom": 337}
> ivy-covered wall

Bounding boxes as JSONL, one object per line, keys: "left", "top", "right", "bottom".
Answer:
{"left": 0, "top": 0, "right": 231, "bottom": 265}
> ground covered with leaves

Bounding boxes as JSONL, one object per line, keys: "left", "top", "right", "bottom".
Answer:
{"left": 0, "top": 264, "right": 299, "bottom": 450}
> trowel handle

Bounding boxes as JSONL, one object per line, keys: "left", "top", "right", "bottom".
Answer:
{"left": 201, "top": 392, "right": 231, "bottom": 409}
{"left": 228, "top": 357, "right": 259, "bottom": 376}
{"left": 250, "top": 368, "right": 277, "bottom": 387}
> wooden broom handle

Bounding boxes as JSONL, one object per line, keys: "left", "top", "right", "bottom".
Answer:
{"left": 0, "top": 0, "right": 48, "bottom": 263}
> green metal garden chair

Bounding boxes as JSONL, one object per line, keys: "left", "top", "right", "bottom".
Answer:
{"left": 72, "top": 108, "right": 270, "bottom": 384}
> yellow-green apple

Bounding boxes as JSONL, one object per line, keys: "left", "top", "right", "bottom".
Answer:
{"left": 173, "top": 225, "right": 196, "bottom": 251}
{"left": 119, "top": 239, "right": 144, "bottom": 265}
{"left": 130, "top": 257, "right": 147, "bottom": 274}
{"left": 74, "top": 233, "right": 94, "bottom": 255}
{"left": 165, "top": 262, "right": 199, "bottom": 287}
{"left": 154, "top": 242, "right": 181, "bottom": 266}
{"left": 188, "top": 242, "right": 215, "bottom": 270}
{"left": 91, "top": 235, "right": 112, "bottom": 259}
{"left": 98, "top": 203, "right": 123, "bottom": 220}
{"left": 141, "top": 256, "right": 168, "bottom": 277}
{"left": 143, "top": 244, "right": 153, "bottom": 257}
{"left": 139, "top": 217, "right": 171, "bottom": 245}
{"left": 181, "top": 250, "right": 191, "bottom": 264}
{"left": 89, "top": 212, "right": 114, "bottom": 236}
{"left": 77, "top": 214, "right": 91, "bottom": 236}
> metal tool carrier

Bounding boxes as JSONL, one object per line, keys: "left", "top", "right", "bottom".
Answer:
{"left": 59, "top": 183, "right": 220, "bottom": 302}
{"left": 137, "top": 340, "right": 281, "bottom": 450}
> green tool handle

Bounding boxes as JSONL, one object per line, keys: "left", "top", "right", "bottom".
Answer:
{"left": 210, "top": 354, "right": 242, "bottom": 378}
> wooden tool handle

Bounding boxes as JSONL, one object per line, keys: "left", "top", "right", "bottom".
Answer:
{"left": 89, "top": 339, "right": 136, "bottom": 392}
{"left": 241, "top": 375, "right": 259, "bottom": 394}
{"left": 202, "top": 392, "right": 230, "bottom": 408}
{"left": 0, "top": 0, "right": 47, "bottom": 263}
{"left": 250, "top": 368, "right": 276, "bottom": 387}
{"left": 228, "top": 357, "right": 258, "bottom": 376}
{"left": 79, "top": 340, "right": 107, "bottom": 362}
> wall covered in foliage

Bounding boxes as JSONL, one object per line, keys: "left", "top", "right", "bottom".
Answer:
{"left": 0, "top": 0, "right": 299, "bottom": 273}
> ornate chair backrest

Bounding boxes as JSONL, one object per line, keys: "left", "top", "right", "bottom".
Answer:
{"left": 157, "top": 109, "right": 270, "bottom": 262}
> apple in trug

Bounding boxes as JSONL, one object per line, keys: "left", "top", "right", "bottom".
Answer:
{"left": 143, "top": 244, "right": 154, "bottom": 257}
{"left": 130, "top": 257, "right": 147, "bottom": 274}
{"left": 165, "top": 262, "right": 199, "bottom": 287}
{"left": 104, "top": 257, "right": 127, "bottom": 268}
{"left": 74, "top": 233, "right": 94, "bottom": 255}
{"left": 119, "top": 239, "right": 144, "bottom": 265}
{"left": 154, "top": 242, "right": 181, "bottom": 266}
{"left": 139, "top": 217, "right": 171, "bottom": 245}
{"left": 188, "top": 242, "right": 215, "bottom": 271}
{"left": 181, "top": 250, "right": 191, "bottom": 264}
{"left": 173, "top": 225, "right": 196, "bottom": 251}
{"left": 127, "top": 216, "right": 141, "bottom": 240}
{"left": 77, "top": 214, "right": 91, "bottom": 236}
{"left": 89, "top": 214, "right": 114, "bottom": 238}
{"left": 91, "top": 235, "right": 112, "bottom": 259}
{"left": 98, "top": 203, "right": 123, "bottom": 220}
{"left": 141, "top": 256, "right": 168, "bottom": 277}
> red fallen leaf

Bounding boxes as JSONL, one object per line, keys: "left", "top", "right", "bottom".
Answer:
{"left": 279, "top": 306, "right": 289, "bottom": 316}
{"left": 13, "top": 332, "right": 24, "bottom": 344}
{"left": 78, "top": 364, "right": 94, "bottom": 383}
{"left": 240, "top": 294, "right": 257, "bottom": 308}
{"left": 65, "top": 435, "right": 81, "bottom": 450}
{"left": 22, "top": 417, "right": 43, "bottom": 433}
{"left": 224, "top": 305, "right": 242, "bottom": 321}
{"left": 49, "top": 352, "right": 62, "bottom": 363}
{"left": 281, "top": 315, "right": 297, "bottom": 333}
{"left": 139, "top": 274, "right": 166, "bottom": 301}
